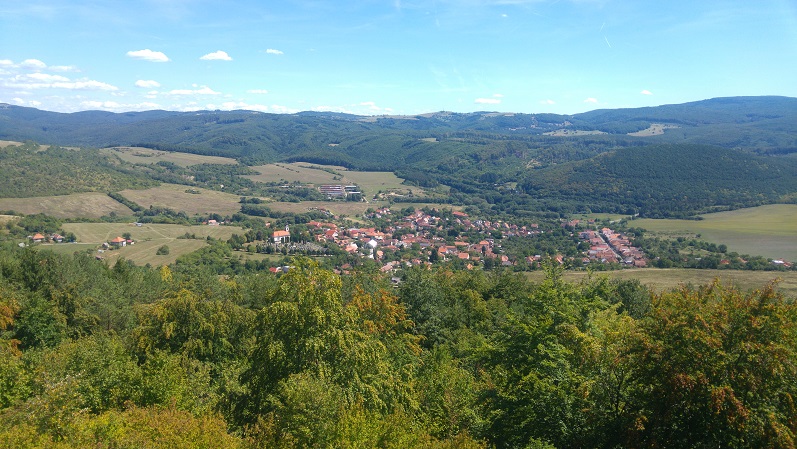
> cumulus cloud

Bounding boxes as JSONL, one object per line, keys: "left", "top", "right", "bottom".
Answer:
{"left": 247, "top": 89, "right": 269, "bottom": 94}
{"left": 20, "top": 59, "right": 47, "bottom": 69}
{"left": 4, "top": 73, "right": 118, "bottom": 91}
{"left": 540, "top": 99, "right": 555, "bottom": 105}
{"left": 640, "top": 89, "right": 653, "bottom": 95}
{"left": 583, "top": 97, "right": 598, "bottom": 103}
{"left": 492, "top": 93, "right": 504, "bottom": 98}
{"left": 80, "top": 100, "right": 161, "bottom": 111}
{"left": 27, "top": 73, "right": 70, "bottom": 82}
{"left": 475, "top": 97, "right": 501, "bottom": 104}
{"left": 200, "top": 50, "right": 232, "bottom": 61}
{"left": 265, "top": 48, "right": 284, "bottom": 55}
{"left": 135, "top": 79, "right": 161, "bottom": 88}
{"left": 167, "top": 85, "right": 220, "bottom": 95}
{"left": 126, "top": 49, "right": 170, "bottom": 62}
{"left": 0, "top": 59, "right": 76, "bottom": 73}
{"left": 49, "top": 65, "right": 78, "bottom": 72}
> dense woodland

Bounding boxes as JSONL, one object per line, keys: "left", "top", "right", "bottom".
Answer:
{"left": 2, "top": 245, "right": 797, "bottom": 448}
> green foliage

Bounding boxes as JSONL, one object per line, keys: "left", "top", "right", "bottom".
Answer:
{"left": 522, "top": 144, "right": 797, "bottom": 217}
{"left": 0, "top": 143, "right": 157, "bottom": 198}
{"left": 2, "top": 242, "right": 797, "bottom": 447}
{"left": 156, "top": 245, "right": 170, "bottom": 255}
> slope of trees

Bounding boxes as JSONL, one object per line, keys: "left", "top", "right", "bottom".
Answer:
{"left": 1, "top": 244, "right": 797, "bottom": 447}
{"left": 521, "top": 144, "right": 797, "bottom": 217}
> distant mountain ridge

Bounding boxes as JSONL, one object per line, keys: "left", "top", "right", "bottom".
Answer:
{"left": 1, "top": 96, "right": 796, "bottom": 218}
{"left": 1, "top": 96, "right": 795, "bottom": 165}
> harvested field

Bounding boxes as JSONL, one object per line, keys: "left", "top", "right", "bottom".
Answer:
{"left": 244, "top": 163, "right": 427, "bottom": 197}
{"left": 526, "top": 268, "right": 797, "bottom": 299}
{"left": 119, "top": 184, "right": 247, "bottom": 216}
{"left": 633, "top": 204, "right": 797, "bottom": 261}
{"left": 101, "top": 147, "right": 238, "bottom": 166}
{"left": 0, "top": 192, "right": 133, "bottom": 218}
{"left": 61, "top": 222, "right": 242, "bottom": 266}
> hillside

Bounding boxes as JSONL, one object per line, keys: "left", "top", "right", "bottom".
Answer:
{"left": 1, "top": 96, "right": 795, "bottom": 168}
{"left": 0, "top": 97, "right": 796, "bottom": 218}
{"left": 521, "top": 144, "right": 797, "bottom": 217}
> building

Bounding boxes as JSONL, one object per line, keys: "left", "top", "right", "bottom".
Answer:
{"left": 273, "top": 226, "right": 290, "bottom": 244}
{"left": 319, "top": 184, "right": 346, "bottom": 197}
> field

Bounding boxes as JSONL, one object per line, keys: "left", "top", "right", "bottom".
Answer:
{"left": 526, "top": 268, "right": 797, "bottom": 298}
{"left": 244, "top": 163, "right": 427, "bottom": 197}
{"left": 0, "top": 192, "right": 134, "bottom": 218}
{"left": 119, "top": 184, "right": 249, "bottom": 216}
{"left": 61, "top": 222, "right": 242, "bottom": 266}
{"left": 101, "top": 147, "right": 238, "bottom": 166}
{"left": 627, "top": 123, "right": 680, "bottom": 136}
{"left": 632, "top": 204, "right": 797, "bottom": 261}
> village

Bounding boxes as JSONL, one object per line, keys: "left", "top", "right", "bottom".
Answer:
{"left": 255, "top": 206, "right": 650, "bottom": 273}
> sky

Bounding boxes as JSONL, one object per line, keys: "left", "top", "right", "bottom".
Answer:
{"left": 1, "top": 0, "right": 796, "bottom": 116}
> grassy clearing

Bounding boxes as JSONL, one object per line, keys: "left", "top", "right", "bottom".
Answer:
{"left": 245, "top": 163, "right": 427, "bottom": 198}
{"left": 101, "top": 147, "right": 238, "bottom": 166}
{"left": 526, "top": 268, "right": 797, "bottom": 298}
{"left": 245, "top": 163, "right": 341, "bottom": 185}
{"left": 0, "top": 193, "right": 133, "bottom": 218}
{"left": 265, "top": 200, "right": 376, "bottom": 217}
{"left": 632, "top": 204, "right": 797, "bottom": 261}
{"left": 0, "top": 214, "right": 17, "bottom": 225}
{"left": 119, "top": 184, "right": 247, "bottom": 216}
{"left": 61, "top": 222, "right": 242, "bottom": 266}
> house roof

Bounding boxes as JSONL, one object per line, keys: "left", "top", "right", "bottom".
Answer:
{"left": 273, "top": 230, "right": 290, "bottom": 237}
{"left": 110, "top": 236, "right": 125, "bottom": 243}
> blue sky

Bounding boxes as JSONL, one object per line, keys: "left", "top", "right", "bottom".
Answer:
{"left": 1, "top": 0, "right": 796, "bottom": 115}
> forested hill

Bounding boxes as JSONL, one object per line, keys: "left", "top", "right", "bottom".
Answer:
{"left": 521, "top": 144, "right": 797, "bottom": 218}
{"left": 1, "top": 96, "right": 795, "bottom": 168}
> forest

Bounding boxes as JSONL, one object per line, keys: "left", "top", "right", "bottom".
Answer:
{"left": 2, "top": 244, "right": 797, "bottom": 448}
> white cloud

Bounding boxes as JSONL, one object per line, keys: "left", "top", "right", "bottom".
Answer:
{"left": 270, "top": 104, "right": 298, "bottom": 114}
{"left": 265, "top": 48, "right": 284, "bottom": 55}
{"left": 200, "top": 50, "right": 232, "bottom": 61}
{"left": 20, "top": 59, "right": 47, "bottom": 69}
{"left": 126, "top": 49, "right": 170, "bottom": 62}
{"left": 0, "top": 60, "right": 13, "bottom": 66}
{"left": 540, "top": 99, "right": 555, "bottom": 105}
{"left": 4, "top": 73, "right": 118, "bottom": 91}
{"left": 135, "top": 79, "right": 161, "bottom": 88}
{"left": 217, "top": 101, "right": 269, "bottom": 112}
{"left": 80, "top": 100, "right": 161, "bottom": 111}
{"left": 168, "top": 85, "right": 220, "bottom": 95}
{"left": 492, "top": 93, "right": 504, "bottom": 98}
{"left": 49, "top": 65, "right": 78, "bottom": 72}
{"left": 247, "top": 89, "right": 269, "bottom": 94}
{"left": 475, "top": 97, "right": 501, "bottom": 104}
{"left": 26, "top": 73, "right": 70, "bottom": 82}
{"left": 583, "top": 97, "right": 598, "bottom": 103}
{"left": 640, "top": 89, "right": 653, "bottom": 95}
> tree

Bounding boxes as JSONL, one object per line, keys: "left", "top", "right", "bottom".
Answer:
{"left": 235, "top": 258, "right": 415, "bottom": 428}
{"left": 156, "top": 245, "right": 170, "bottom": 255}
{"left": 627, "top": 282, "right": 797, "bottom": 448}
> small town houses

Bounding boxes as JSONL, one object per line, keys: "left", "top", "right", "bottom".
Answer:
{"left": 299, "top": 208, "right": 546, "bottom": 272}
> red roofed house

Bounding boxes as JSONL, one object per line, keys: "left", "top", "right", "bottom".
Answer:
{"left": 273, "top": 226, "right": 291, "bottom": 244}
{"left": 110, "top": 236, "right": 126, "bottom": 247}
{"left": 32, "top": 233, "right": 45, "bottom": 243}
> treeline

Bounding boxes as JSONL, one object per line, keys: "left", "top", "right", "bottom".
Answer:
{"left": 2, "top": 245, "right": 797, "bottom": 447}
{"left": 521, "top": 144, "right": 797, "bottom": 217}
{"left": 0, "top": 143, "right": 157, "bottom": 198}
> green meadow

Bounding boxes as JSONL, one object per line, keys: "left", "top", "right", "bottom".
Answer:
{"left": 632, "top": 204, "right": 797, "bottom": 261}
{"left": 61, "top": 222, "right": 243, "bottom": 266}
